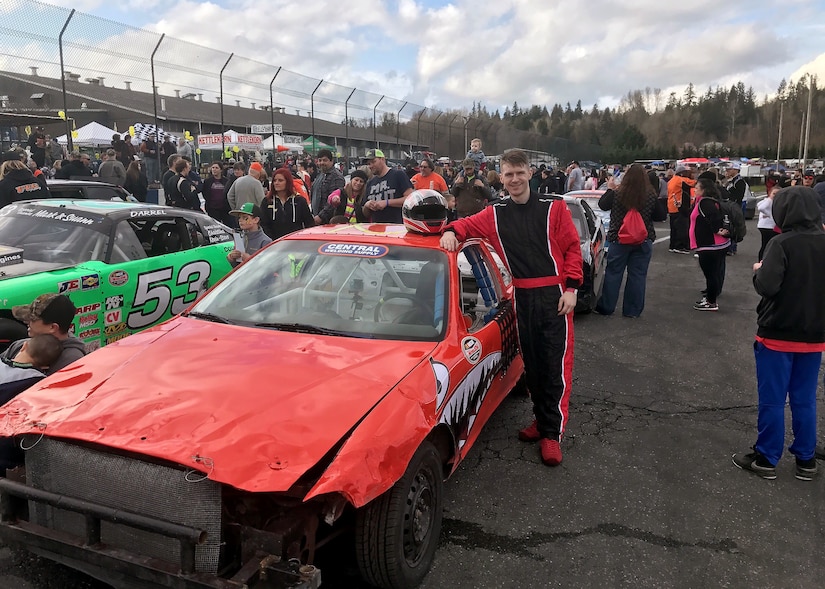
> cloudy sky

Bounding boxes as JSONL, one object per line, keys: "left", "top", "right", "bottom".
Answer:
{"left": 7, "top": 0, "right": 825, "bottom": 116}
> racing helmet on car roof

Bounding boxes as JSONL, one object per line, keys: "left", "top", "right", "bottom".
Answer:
{"left": 402, "top": 190, "right": 449, "bottom": 235}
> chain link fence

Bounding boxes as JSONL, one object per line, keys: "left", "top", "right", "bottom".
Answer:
{"left": 0, "top": 0, "right": 601, "bottom": 163}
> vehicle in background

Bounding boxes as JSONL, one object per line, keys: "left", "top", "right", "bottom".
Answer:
{"left": 0, "top": 199, "right": 235, "bottom": 353}
{"left": 45, "top": 179, "right": 136, "bottom": 202}
{"left": 564, "top": 196, "right": 607, "bottom": 313}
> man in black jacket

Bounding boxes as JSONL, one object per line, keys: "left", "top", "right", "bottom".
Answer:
{"left": 0, "top": 155, "right": 50, "bottom": 207}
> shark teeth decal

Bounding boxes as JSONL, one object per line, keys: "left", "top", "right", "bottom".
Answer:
{"left": 438, "top": 352, "right": 502, "bottom": 450}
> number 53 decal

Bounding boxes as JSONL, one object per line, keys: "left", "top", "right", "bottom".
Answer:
{"left": 127, "top": 260, "right": 211, "bottom": 330}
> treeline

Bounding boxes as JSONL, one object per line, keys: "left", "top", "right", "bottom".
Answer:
{"left": 470, "top": 77, "right": 823, "bottom": 162}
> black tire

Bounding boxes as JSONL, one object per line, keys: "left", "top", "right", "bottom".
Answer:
{"left": 0, "top": 318, "right": 28, "bottom": 354}
{"left": 355, "top": 441, "right": 443, "bottom": 589}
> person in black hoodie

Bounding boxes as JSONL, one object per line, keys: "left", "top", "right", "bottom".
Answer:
{"left": 733, "top": 186, "right": 825, "bottom": 481}
{"left": 0, "top": 158, "right": 50, "bottom": 207}
{"left": 53, "top": 151, "right": 93, "bottom": 179}
{"left": 260, "top": 167, "right": 315, "bottom": 239}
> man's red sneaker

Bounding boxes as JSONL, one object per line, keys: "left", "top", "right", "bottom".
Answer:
{"left": 540, "top": 439, "right": 562, "bottom": 466}
{"left": 518, "top": 420, "right": 540, "bottom": 442}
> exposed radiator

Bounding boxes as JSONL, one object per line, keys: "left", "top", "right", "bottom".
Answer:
{"left": 25, "top": 437, "right": 222, "bottom": 573}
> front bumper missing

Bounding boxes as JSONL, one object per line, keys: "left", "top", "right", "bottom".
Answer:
{"left": 0, "top": 478, "right": 321, "bottom": 589}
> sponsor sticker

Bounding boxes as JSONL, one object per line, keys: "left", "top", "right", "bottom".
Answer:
{"left": 318, "top": 243, "right": 389, "bottom": 258}
{"left": 78, "top": 328, "right": 101, "bottom": 339}
{"left": 461, "top": 336, "right": 483, "bottom": 365}
{"left": 108, "top": 270, "right": 129, "bottom": 287}
{"left": 0, "top": 245, "right": 23, "bottom": 267}
{"left": 104, "top": 309, "right": 122, "bottom": 326}
{"left": 76, "top": 303, "right": 102, "bottom": 314}
{"left": 129, "top": 209, "right": 169, "bottom": 217}
{"left": 106, "top": 333, "right": 130, "bottom": 344}
{"left": 81, "top": 274, "right": 100, "bottom": 290}
{"left": 105, "top": 295, "right": 124, "bottom": 310}
{"left": 58, "top": 278, "right": 80, "bottom": 294}
{"left": 77, "top": 313, "right": 98, "bottom": 328}
{"left": 104, "top": 322, "right": 128, "bottom": 336}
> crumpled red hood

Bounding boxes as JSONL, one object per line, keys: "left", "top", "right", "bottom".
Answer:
{"left": 0, "top": 318, "right": 435, "bottom": 492}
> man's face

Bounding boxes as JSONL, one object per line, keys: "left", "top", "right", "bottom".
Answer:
{"left": 501, "top": 162, "right": 530, "bottom": 198}
{"left": 27, "top": 318, "right": 57, "bottom": 337}
{"left": 367, "top": 158, "right": 384, "bottom": 175}
{"left": 803, "top": 174, "right": 814, "bottom": 186}
{"left": 318, "top": 156, "right": 333, "bottom": 172}
{"left": 463, "top": 166, "right": 475, "bottom": 177}
{"left": 234, "top": 168, "right": 244, "bottom": 177}
{"left": 419, "top": 161, "right": 432, "bottom": 176}
{"left": 80, "top": 155, "right": 91, "bottom": 167}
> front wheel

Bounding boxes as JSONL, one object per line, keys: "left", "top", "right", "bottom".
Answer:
{"left": 355, "top": 441, "right": 443, "bottom": 589}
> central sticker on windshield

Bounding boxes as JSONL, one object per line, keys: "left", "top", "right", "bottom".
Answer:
{"left": 318, "top": 243, "right": 389, "bottom": 258}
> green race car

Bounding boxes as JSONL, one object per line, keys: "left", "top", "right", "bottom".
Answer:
{"left": 0, "top": 200, "right": 237, "bottom": 353}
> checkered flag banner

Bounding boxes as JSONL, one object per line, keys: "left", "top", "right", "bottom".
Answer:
{"left": 132, "top": 123, "right": 178, "bottom": 144}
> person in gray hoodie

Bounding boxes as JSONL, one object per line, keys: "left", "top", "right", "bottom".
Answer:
{"left": 226, "top": 202, "right": 272, "bottom": 267}
{"left": 0, "top": 294, "right": 86, "bottom": 376}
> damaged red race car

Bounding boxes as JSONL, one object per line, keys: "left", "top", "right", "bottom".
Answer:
{"left": 0, "top": 196, "right": 524, "bottom": 589}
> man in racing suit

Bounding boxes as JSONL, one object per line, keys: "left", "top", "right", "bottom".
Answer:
{"left": 440, "top": 149, "right": 582, "bottom": 466}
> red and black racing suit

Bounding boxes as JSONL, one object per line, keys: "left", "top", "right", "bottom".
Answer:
{"left": 446, "top": 192, "right": 583, "bottom": 441}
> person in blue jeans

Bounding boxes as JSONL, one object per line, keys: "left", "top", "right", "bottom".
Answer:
{"left": 733, "top": 186, "right": 825, "bottom": 481}
{"left": 595, "top": 164, "right": 662, "bottom": 318}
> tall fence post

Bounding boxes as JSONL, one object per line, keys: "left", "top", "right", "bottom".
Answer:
{"left": 219, "top": 53, "right": 234, "bottom": 159}
{"left": 310, "top": 79, "right": 323, "bottom": 155}
{"left": 269, "top": 66, "right": 282, "bottom": 153}
{"left": 416, "top": 110, "right": 425, "bottom": 147}
{"left": 396, "top": 102, "right": 408, "bottom": 158}
{"left": 150, "top": 34, "right": 165, "bottom": 180}
{"left": 344, "top": 87, "right": 356, "bottom": 170}
{"left": 58, "top": 9, "right": 76, "bottom": 152}
{"left": 373, "top": 96, "right": 385, "bottom": 146}
{"left": 432, "top": 112, "right": 443, "bottom": 155}
{"left": 448, "top": 114, "right": 460, "bottom": 160}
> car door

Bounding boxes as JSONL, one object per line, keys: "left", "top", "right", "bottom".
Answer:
{"left": 442, "top": 242, "right": 520, "bottom": 461}
{"left": 95, "top": 212, "right": 234, "bottom": 347}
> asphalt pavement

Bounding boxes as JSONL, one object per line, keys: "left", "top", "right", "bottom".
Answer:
{"left": 1, "top": 217, "right": 822, "bottom": 589}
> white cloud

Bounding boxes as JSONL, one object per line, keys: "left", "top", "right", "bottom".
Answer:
{"left": 1, "top": 0, "right": 823, "bottom": 120}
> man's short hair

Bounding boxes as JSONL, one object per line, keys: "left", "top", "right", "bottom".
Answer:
{"left": 27, "top": 334, "right": 62, "bottom": 369}
{"left": 167, "top": 154, "right": 181, "bottom": 167}
{"left": 317, "top": 149, "right": 333, "bottom": 161}
{"left": 12, "top": 294, "right": 76, "bottom": 334}
{"left": 461, "top": 158, "right": 476, "bottom": 169}
{"left": 420, "top": 158, "right": 434, "bottom": 170}
{"left": 106, "top": 148, "right": 116, "bottom": 157}
{"left": 173, "top": 158, "right": 189, "bottom": 173}
{"left": 500, "top": 149, "right": 530, "bottom": 169}
{"left": 233, "top": 162, "right": 245, "bottom": 172}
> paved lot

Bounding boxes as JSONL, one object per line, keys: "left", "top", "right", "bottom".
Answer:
{"left": 1, "top": 218, "right": 822, "bottom": 589}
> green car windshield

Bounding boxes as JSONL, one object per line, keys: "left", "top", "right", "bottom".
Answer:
{"left": 192, "top": 240, "right": 449, "bottom": 341}
{"left": 0, "top": 214, "right": 109, "bottom": 266}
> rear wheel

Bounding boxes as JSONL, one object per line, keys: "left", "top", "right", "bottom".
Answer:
{"left": 0, "top": 318, "right": 28, "bottom": 354}
{"left": 355, "top": 441, "right": 443, "bottom": 589}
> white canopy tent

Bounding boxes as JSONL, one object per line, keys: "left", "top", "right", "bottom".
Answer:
{"left": 260, "top": 134, "right": 304, "bottom": 152}
{"left": 56, "top": 121, "right": 119, "bottom": 146}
